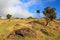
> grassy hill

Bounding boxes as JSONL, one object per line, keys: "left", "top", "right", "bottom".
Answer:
{"left": 0, "top": 18, "right": 60, "bottom": 40}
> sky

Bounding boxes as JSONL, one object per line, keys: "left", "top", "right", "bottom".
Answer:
{"left": 0, "top": 0, "right": 60, "bottom": 19}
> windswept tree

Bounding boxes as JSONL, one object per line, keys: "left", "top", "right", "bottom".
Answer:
{"left": 6, "top": 14, "right": 12, "bottom": 19}
{"left": 43, "top": 6, "right": 56, "bottom": 26}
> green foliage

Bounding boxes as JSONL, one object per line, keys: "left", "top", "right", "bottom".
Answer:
{"left": 36, "top": 10, "right": 40, "bottom": 17}
{"left": 43, "top": 6, "right": 56, "bottom": 21}
{"left": 36, "top": 10, "right": 40, "bottom": 13}
{"left": 6, "top": 14, "right": 12, "bottom": 19}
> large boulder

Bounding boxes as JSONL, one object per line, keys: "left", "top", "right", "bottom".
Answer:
{"left": 7, "top": 28, "right": 36, "bottom": 38}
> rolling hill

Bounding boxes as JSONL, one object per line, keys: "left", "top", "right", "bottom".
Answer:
{"left": 0, "top": 18, "right": 60, "bottom": 40}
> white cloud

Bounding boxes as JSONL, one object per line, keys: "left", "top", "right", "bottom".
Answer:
{"left": 0, "top": 0, "right": 56, "bottom": 19}
{"left": 0, "top": 0, "right": 35, "bottom": 19}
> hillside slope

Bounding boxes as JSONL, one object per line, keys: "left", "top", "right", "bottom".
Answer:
{"left": 0, "top": 18, "right": 60, "bottom": 40}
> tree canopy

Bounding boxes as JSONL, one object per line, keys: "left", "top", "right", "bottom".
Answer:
{"left": 6, "top": 14, "right": 12, "bottom": 19}
{"left": 43, "top": 6, "right": 56, "bottom": 21}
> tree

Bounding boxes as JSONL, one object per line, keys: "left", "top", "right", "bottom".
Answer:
{"left": 36, "top": 10, "right": 40, "bottom": 18}
{"left": 43, "top": 6, "right": 56, "bottom": 26}
{"left": 43, "top": 6, "right": 56, "bottom": 21}
{"left": 37, "top": 10, "right": 40, "bottom": 13}
{"left": 6, "top": 14, "right": 12, "bottom": 19}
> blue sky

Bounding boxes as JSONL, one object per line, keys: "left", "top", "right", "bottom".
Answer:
{"left": 0, "top": 0, "right": 60, "bottom": 19}
{"left": 20, "top": 0, "right": 60, "bottom": 19}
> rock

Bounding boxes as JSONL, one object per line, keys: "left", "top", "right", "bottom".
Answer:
{"left": 14, "top": 28, "right": 36, "bottom": 37}
{"left": 40, "top": 29, "right": 51, "bottom": 36}
{"left": 7, "top": 28, "right": 36, "bottom": 38}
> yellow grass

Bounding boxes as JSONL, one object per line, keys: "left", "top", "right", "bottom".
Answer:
{"left": 0, "top": 18, "right": 60, "bottom": 40}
